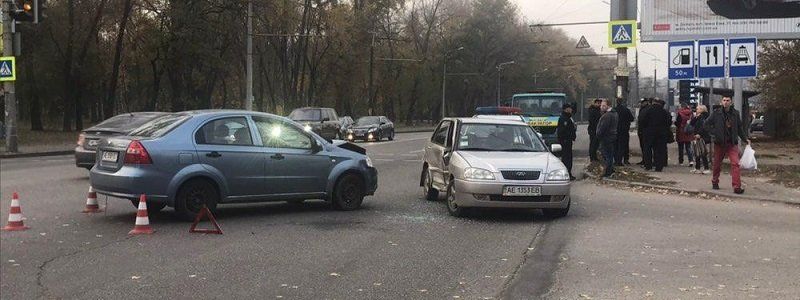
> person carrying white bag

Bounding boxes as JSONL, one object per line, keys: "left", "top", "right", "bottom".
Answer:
{"left": 740, "top": 144, "right": 757, "bottom": 170}
{"left": 703, "top": 97, "right": 751, "bottom": 194}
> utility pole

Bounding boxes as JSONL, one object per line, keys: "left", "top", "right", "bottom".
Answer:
{"left": 441, "top": 46, "right": 463, "bottom": 119}
{"left": 496, "top": 60, "right": 515, "bottom": 106}
{"left": 245, "top": 0, "right": 254, "bottom": 111}
{"left": 3, "top": 2, "right": 18, "bottom": 152}
{"left": 610, "top": 0, "right": 636, "bottom": 102}
{"left": 368, "top": 33, "right": 375, "bottom": 115}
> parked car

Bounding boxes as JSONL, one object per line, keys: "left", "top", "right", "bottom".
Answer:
{"left": 750, "top": 117, "right": 764, "bottom": 132}
{"left": 346, "top": 116, "right": 395, "bottom": 142}
{"left": 420, "top": 118, "right": 571, "bottom": 218}
{"left": 339, "top": 116, "right": 355, "bottom": 138}
{"left": 75, "top": 112, "right": 169, "bottom": 170}
{"left": 288, "top": 107, "right": 341, "bottom": 140}
{"left": 90, "top": 110, "right": 378, "bottom": 221}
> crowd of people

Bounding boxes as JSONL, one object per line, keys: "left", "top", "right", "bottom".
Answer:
{"left": 556, "top": 96, "right": 750, "bottom": 194}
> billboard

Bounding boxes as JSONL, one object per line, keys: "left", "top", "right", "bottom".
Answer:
{"left": 641, "top": 0, "right": 800, "bottom": 41}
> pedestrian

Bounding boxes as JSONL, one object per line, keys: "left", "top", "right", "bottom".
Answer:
{"left": 690, "top": 105, "right": 711, "bottom": 174}
{"left": 556, "top": 103, "right": 577, "bottom": 181}
{"left": 704, "top": 96, "right": 750, "bottom": 194}
{"left": 587, "top": 99, "right": 603, "bottom": 162}
{"left": 642, "top": 99, "right": 671, "bottom": 172}
{"left": 675, "top": 103, "right": 694, "bottom": 166}
{"left": 614, "top": 97, "right": 635, "bottom": 166}
{"left": 595, "top": 99, "right": 618, "bottom": 177}
{"left": 635, "top": 98, "right": 652, "bottom": 166}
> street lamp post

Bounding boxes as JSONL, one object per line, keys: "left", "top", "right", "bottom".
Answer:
{"left": 641, "top": 51, "right": 663, "bottom": 99}
{"left": 442, "top": 47, "right": 464, "bottom": 119}
{"left": 496, "top": 61, "right": 515, "bottom": 106}
{"left": 533, "top": 67, "right": 549, "bottom": 89}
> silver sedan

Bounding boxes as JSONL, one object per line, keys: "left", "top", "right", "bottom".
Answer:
{"left": 420, "top": 118, "right": 571, "bottom": 217}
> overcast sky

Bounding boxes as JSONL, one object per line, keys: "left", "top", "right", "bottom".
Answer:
{"left": 512, "top": 0, "right": 668, "bottom": 80}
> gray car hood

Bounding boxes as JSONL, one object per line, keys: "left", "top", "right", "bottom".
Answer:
{"left": 456, "top": 151, "right": 564, "bottom": 172}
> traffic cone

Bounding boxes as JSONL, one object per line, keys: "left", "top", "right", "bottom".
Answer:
{"left": 128, "top": 194, "right": 154, "bottom": 235}
{"left": 2, "top": 192, "right": 30, "bottom": 231}
{"left": 82, "top": 186, "right": 103, "bottom": 213}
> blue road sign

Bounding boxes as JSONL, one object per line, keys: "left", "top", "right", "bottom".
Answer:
{"left": 668, "top": 41, "right": 695, "bottom": 80}
{"left": 0, "top": 56, "right": 16, "bottom": 82}
{"left": 608, "top": 20, "right": 637, "bottom": 48}
{"left": 698, "top": 39, "right": 725, "bottom": 79}
{"left": 729, "top": 37, "right": 757, "bottom": 78}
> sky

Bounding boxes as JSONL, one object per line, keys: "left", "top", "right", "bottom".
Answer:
{"left": 513, "top": 0, "right": 668, "bottom": 80}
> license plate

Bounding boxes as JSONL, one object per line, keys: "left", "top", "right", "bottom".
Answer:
{"left": 101, "top": 151, "right": 118, "bottom": 162}
{"left": 503, "top": 186, "right": 542, "bottom": 196}
{"left": 87, "top": 139, "right": 99, "bottom": 147}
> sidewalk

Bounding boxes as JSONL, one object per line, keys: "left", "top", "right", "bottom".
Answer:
{"left": 586, "top": 131, "right": 800, "bottom": 205}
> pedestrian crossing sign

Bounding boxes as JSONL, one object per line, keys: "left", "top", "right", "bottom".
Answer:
{"left": 0, "top": 57, "right": 16, "bottom": 82}
{"left": 608, "top": 20, "right": 637, "bottom": 48}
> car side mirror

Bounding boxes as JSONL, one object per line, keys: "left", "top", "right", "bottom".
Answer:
{"left": 321, "top": 118, "right": 329, "bottom": 123}
{"left": 311, "top": 139, "right": 324, "bottom": 153}
{"left": 551, "top": 144, "right": 562, "bottom": 153}
{"left": 443, "top": 147, "right": 452, "bottom": 165}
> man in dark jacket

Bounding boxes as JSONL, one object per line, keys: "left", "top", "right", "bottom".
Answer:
{"left": 704, "top": 96, "right": 750, "bottom": 194}
{"left": 596, "top": 99, "right": 618, "bottom": 177}
{"left": 642, "top": 99, "right": 672, "bottom": 171}
{"left": 587, "top": 99, "right": 603, "bottom": 161}
{"left": 636, "top": 98, "right": 652, "bottom": 165}
{"left": 557, "top": 103, "right": 577, "bottom": 180}
{"left": 614, "top": 97, "right": 635, "bottom": 166}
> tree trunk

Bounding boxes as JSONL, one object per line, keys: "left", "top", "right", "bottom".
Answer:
{"left": 104, "top": 0, "right": 135, "bottom": 118}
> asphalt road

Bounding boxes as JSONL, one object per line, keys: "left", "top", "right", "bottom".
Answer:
{"left": 1, "top": 131, "right": 798, "bottom": 299}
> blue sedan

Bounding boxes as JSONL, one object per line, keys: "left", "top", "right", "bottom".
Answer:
{"left": 90, "top": 110, "right": 378, "bottom": 221}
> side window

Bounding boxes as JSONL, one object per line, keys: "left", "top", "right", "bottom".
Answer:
{"left": 432, "top": 121, "right": 452, "bottom": 146}
{"left": 328, "top": 109, "right": 338, "bottom": 121}
{"left": 253, "top": 117, "right": 314, "bottom": 150}
{"left": 195, "top": 117, "right": 253, "bottom": 146}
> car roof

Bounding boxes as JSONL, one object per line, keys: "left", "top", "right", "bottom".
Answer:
{"left": 447, "top": 117, "right": 528, "bottom": 125}
{"left": 473, "top": 115, "right": 525, "bottom": 120}
{"left": 512, "top": 93, "right": 567, "bottom": 97}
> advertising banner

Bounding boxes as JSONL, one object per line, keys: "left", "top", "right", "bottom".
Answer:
{"left": 641, "top": 0, "right": 800, "bottom": 41}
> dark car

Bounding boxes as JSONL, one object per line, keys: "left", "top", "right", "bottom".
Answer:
{"left": 75, "top": 112, "right": 168, "bottom": 170}
{"left": 288, "top": 107, "right": 341, "bottom": 140}
{"left": 339, "top": 116, "right": 355, "bottom": 138}
{"left": 750, "top": 117, "right": 764, "bottom": 132}
{"left": 346, "top": 116, "right": 395, "bottom": 142}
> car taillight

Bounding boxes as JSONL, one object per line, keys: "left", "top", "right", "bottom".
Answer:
{"left": 77, "top": 133, "right": 85, "bottom": 147}
{"left": 124, "top": 140, "right": 152, "bottom": 164}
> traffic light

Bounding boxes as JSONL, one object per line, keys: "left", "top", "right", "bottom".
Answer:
{"left": 678, "top": 79, "right": 699, "bottom": 104}
{"left": 12, "top": 0, "right": 45, "bottom": 23}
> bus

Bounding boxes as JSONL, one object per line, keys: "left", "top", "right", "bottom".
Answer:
{"left": 503, "top": 92, "right": 568, "bottom": 145}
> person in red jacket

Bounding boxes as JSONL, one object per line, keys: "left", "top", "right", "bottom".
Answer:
{"left": 674, "top": 103, "right": 695, "bottom": 166}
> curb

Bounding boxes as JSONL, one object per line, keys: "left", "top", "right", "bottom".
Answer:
{"left": 0, "top": 150, "right": 73, "bottom": 159}
{"left": 582, "top": 168, "right": 797, "bottom": 206}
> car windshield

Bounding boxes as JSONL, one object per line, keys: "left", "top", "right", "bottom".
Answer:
{"left": 457, "top": 123, "right": 546, "bottom": 152}
{"left": 128, "top": 114, "right": 191, "bottom": 138}
{"left": 356, "top": 116, "right": 380, "bottom": 126}
{"left": 512, "top": 96, "right": 565, "bottom": 117}
{"left": 289, "top": 109, "right": 321, "bottom": 121}
{"left": 93, "top": 113, "right": 164, "bottom": 131}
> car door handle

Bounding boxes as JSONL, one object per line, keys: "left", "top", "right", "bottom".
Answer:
{"left": 206, "top": 151, "right": 222, "bottom": 158}
{"left": 270, "top": 153, "right": 285, "bottom": 160}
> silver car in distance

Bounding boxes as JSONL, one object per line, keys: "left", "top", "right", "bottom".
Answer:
{"left": 420, "top": 118, "right": 571, "bottom": 217}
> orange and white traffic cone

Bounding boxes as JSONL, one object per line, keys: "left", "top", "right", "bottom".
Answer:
{"left": 2, "top": 192, "right": 30, "bottom": 231}
{"left": 82, "top": 186, "right": 103, "bottom": 213}
{"left": 128, "top": 194, "right": 154, "bottom": 235}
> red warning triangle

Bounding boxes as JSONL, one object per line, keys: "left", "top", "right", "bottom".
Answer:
{"left": 189, "top": 206, "right": 223, "bottom": 234}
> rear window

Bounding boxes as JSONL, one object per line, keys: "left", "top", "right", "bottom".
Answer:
{"left": 289, "top": 109, "right": 321, "bottom": 121}
{"left": 95, "top": 113, "right": 163, "bottom": 130}
{"left": 128, "top": 114, "right": 191, "bottom": 138}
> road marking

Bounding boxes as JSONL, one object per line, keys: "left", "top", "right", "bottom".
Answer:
{"left": 410, "top": 149, "right": 424, "bottom": 154}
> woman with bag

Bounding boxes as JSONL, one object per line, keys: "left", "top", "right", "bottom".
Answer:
{"left": 690, "top": 105, "right": 711, "bottom": 174}
{"left": 675, "top": 103, "right": 695, "bottom": 166}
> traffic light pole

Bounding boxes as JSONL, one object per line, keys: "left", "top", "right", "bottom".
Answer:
{"left": 3, "top": 3, "right": 19, "bottom": 152}
{"left": 245, "top": 0, "right": 254, "bottom": 111}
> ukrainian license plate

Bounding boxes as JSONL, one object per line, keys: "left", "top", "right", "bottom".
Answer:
{"left": 101, "top": 151, "right": 118, "bottom": 162}
{"left": 502, "top": 186, "right": 542, "bottom": 196}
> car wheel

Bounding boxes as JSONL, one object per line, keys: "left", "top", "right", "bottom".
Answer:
{"left": 175, "top": 179, "right": 219, "bottom": 221}
{"left": 542, "top": 199, "right": 570, "bottom": 218}
{"left": 388, "top": 130, "right": 395, "bottom": 141}
{"left": 422, "top": 167, "right": 439, "bottom": 201}
{"left": 332, "top": 173, "right": 365, "bottom": 211}
{"left": 446, "top": 181, "right": 468, "bottom": 217}
{"left": 129, "top": 199, "right": 167, "bottom": 214}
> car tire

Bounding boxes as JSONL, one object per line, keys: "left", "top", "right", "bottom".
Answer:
{"left": 388, "top": 130, "right": 395, "bottom": 141}
{"left": 542, "top": 199, "right": 570, "bottom": 218}
{"left": 129, "top": 199, "right": 167, "bottom": 214}
{"left": 332, "top": 173, "right": 365, "bottom": 211}
{"left": 422, "top": 167, "right": 439, "bottom": 201}
{"left": 174, "top": 178, "right": 219, "bottom": 222}
{"left": 446, "top": 181, "right": 468, "bottom": 217}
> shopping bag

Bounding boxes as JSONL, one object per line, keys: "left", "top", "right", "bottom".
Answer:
{"left": 740, "top": 145, "right": 757, "bottom": 170}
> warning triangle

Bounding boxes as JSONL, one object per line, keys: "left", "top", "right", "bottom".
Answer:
{"left": 0, "top": 62, "right": 11, "bottom": 76}
{"left": 576, "top": 36, "right": 590, "bottom": 49}
{"left": 189, "top": 206, "right": 223, "bottom": 234}
{"left": 612, "top": 25, "right": 632, "bottom": 43}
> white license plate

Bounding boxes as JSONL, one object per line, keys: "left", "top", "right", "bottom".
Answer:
{"left": 101, "top": 151, "right": 118, "bottom": 162}
{"left": 502, "top": 186, "right": 542, "bottom": 196}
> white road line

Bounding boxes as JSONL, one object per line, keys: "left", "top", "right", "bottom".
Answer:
{"left": 409, "top": 149, "right": 424, "bottom": 154}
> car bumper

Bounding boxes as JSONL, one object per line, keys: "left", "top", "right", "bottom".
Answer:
{"left": 75, "top": 146, "right": 96, "bottom": 168}
{"left": 346, "top": 132, "right": 379, "bottom": 141}
{"left": 364, "top": 167, "right": 378, "bottom": 195}
{"left": 90, "top": 166, "right": 170, "bottom": 204}
{"left": 453, "top": 179, "right": 570, "bottom": 209}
